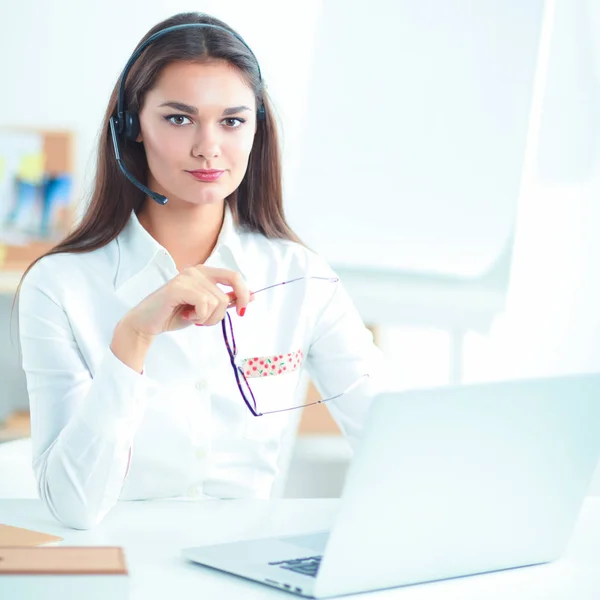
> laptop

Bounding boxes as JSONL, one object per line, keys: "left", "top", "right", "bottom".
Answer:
{"left": 183, "top": 373, "right": 600, "bottom": 598}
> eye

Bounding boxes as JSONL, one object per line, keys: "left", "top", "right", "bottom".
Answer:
{"left": 164, "top": 114, "right": 192, "bottom": 126}
{"left": 221, "top": 117, "right": 246, "bottom": 129}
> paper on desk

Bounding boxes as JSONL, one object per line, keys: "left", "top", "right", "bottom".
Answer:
{"left": 0, "top": 524, "right": 63, "bottom": 547}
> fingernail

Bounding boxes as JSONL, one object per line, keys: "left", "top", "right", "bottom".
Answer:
{"left": 194, "top": 323, "right": 204, "bottom": 327}
{"left": 239, "top": 307, "right": 246, "bottom": 317}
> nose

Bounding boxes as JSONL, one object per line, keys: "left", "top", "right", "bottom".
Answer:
{"left": 191, "top": 124, "right": 221, "bottom": 159}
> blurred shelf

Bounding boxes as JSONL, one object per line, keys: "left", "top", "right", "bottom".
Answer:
{"left": 0, "top": 240, "right": 56, "bottom": 294}
{"left": 0, "top": 241, "right": 54, "bottom": 268}
{"left": 0, "top": 410, "right": 30, "bottom": 443}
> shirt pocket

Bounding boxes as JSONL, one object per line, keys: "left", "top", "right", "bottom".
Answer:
{"left": 240, "top": 350, "right": 304, "bottom": 379}
{"left": 241, "top": 348, "right": 305, "bottom": 440}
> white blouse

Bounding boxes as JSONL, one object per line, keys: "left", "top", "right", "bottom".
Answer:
{"left": 18, "top": 206, "right": 387, "bottom": 529}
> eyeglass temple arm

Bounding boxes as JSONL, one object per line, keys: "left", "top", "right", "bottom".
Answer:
{"left": 257, "top": 374, "right": 371, "bottom": 416}
{"left": 250, "top": 276, "right": 339, "bottom": 296}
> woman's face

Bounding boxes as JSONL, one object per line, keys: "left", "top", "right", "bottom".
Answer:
{"left": 138, "top": 60, "right": 257, "bottom": 206}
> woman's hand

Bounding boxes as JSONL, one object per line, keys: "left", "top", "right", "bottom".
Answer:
{"left": 111, "top": 266, "right": 252, "bottom": 372}
{"left": 123, "top": 265, "right": 252, "bottom": 339}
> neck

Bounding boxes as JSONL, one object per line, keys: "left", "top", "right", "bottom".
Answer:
{"left": 137, "top": 198, "right": 226, "bottom": 271}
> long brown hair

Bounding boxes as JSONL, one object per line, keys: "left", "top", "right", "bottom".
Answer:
{"left": 18, "top": 12, "right": 301, "bottom": 294}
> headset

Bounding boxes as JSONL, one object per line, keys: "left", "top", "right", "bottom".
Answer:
{"left": 109, "top": 23, "right": 265, "bottom": 205}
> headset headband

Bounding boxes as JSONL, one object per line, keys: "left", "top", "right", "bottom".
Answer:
{"left": 116, "top": 23, "right": 263, "bottom": 128}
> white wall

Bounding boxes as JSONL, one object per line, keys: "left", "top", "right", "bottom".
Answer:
{"left": 286, "top": 0, "right": 545, "bottom": 277}
{"left": 464, "top": 0, "right": 600, "bottom": 382}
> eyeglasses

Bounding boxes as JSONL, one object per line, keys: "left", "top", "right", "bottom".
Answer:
{"left": 221, "top": 276, "right": 370, "bottom": 416}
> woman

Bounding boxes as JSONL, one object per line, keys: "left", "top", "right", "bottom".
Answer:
{"left": 18, "top": 12, "right": 385, "bottom": 529}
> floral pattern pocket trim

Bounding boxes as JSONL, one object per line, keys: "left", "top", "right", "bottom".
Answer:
{"left": 241, "top": 350, "right": 304, "bottom": 378}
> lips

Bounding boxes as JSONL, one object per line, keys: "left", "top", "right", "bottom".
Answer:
{"left": 187, "top": 170, "right": 224, "bottom": 182}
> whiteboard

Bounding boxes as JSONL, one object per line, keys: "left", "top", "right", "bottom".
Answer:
{"left": 285, "top": 0, "right": 546, "bottom": 278}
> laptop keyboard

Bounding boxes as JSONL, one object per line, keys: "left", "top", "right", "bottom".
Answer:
{"left": 268, "top": 555, "right": 322, "bottom": 578}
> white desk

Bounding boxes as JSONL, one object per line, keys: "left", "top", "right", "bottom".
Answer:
{"left": 1, "top": 498, "right": 600, "bottom": 599}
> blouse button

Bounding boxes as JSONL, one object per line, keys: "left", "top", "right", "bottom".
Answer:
{"left": 195, "top": 379, "right": 208, "bottom": 391}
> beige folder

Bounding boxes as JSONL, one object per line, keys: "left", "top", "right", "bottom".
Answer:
{"left": 0, "top": 546, "right": 128, "bottom": 575}
{"left": 0, "top": 524, "right": 63, "bottom": 547}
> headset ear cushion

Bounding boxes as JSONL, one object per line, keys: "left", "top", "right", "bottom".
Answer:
{"left": 124, "top": 112, "right": 141, "bottom": 141}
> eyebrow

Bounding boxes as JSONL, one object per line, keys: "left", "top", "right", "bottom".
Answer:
{"left": 158, "top": 101, "right": 252, "bottom": 116}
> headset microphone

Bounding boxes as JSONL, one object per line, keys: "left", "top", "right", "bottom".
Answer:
{"left": 109, "top": 118, "right": 168, "bottom": 204}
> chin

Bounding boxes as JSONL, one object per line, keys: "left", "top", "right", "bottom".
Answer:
{"left": 156, "top": 181, "right": 221, "bottom": 206}
{"left": 185, "top": 188, "right": 229, "bottom": 206}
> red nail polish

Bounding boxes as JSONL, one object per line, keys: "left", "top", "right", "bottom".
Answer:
{"left": 194, "top": 323, "right": 204, "bottom": 327}
{"left": 239, "top": 307, "right": 246, "bottom": 317}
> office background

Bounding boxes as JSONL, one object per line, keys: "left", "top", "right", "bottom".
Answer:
{"left": 1, "top": 0, "right": 599, "bottom": 499}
